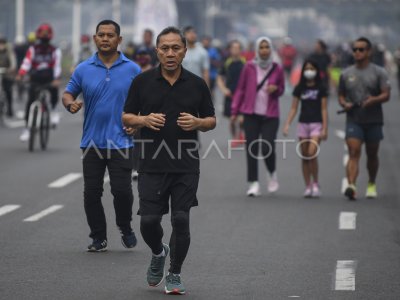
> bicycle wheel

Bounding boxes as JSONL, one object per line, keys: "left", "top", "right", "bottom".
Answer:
{"left": 40, "top": 107, "right": 50, "bottom": 150}
{"left": 28, "top": 106, "right": 38, "bottom": 152}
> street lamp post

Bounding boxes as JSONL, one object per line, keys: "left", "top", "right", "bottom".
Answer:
{"left": 15, "top": 0, "right": 25, "bottom": 42}
{"left": 72, "top": 0, "right": 81, "bottom": 65}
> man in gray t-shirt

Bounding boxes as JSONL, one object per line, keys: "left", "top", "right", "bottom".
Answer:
{"left": 338, "top": 37, "right": 391, "bottom": 201}
{"left": 182, "top": 26, "right": 210, "bottom": 85}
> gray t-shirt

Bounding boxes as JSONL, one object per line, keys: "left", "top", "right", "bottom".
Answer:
{"left": 339, "top": 63, "right": 390, "bottom": 124}
{"left": 182, "top": 43, "right": 209, "bottom": 78}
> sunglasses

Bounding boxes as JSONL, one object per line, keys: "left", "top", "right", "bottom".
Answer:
{"left": 353, "top": 47, "right": 366, "bottom": 53}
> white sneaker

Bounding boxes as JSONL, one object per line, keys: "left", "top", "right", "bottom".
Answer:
{"left": 267, "top": 172, "right": 279, "bottom": 193}
{"left": 50, "top": 112, "right": 60, "bottom": 126}
{"left": 311, "top": 183, "right": 321, "bottom": 198}
{"left": 246, "top": 181, "right": 260, "bottom": 197}
{"left": 303, "top": 186, "right": 312, "bottom": 198}
{"left": 268, "top": 179, "right": 279, "bottom": 193}
{"left": 19, "top": 128, "right": 30, "bottom": 142}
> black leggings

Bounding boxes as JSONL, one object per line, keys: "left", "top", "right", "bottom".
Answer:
{"left": 140, "top": 211, "right": 190, "bottom": 274}
{"left": 243, "top": 114, "right": 279, "bottom": 182}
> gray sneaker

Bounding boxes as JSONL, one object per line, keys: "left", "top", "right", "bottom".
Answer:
{"left": 165, "top": 273, "right": 186, "bottom": 295}
{"left": 147, "top": 243, "right": 169, "bottom": 287}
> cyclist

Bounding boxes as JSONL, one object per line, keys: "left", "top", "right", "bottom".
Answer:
{"left": 16, "top": 23, "right": 62, "bottom": 142}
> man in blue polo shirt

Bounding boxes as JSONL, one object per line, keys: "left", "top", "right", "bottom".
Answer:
{"left": 62, "top": 20, "right": 141, "bottom": 252}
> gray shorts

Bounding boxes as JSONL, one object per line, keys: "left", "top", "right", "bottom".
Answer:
{"left": 345, "top": 122, "right": 383, "bottom": 143}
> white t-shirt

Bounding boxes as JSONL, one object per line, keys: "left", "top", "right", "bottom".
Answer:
{"left": 182, "top": 42, "right": 210, "bottom": 78}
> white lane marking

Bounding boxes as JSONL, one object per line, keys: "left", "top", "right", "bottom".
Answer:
{"left": 103, "top": 175, "right": 110, "bottom": 185}
{"left": 23, "top": 205, "right": 64, "bottom": 222}
{"left": 341, "top": 177, "right": 348, "bottom": 194}
{"left": 335, "top": 260, "right": 356, "bottom": 291}
{"left": 339, "top": 212, "right": 357, "bottom": 230}
{"left": 48, "top": 173, "right": 82, "bottom": 188}
{"left": 335, "top": 129, "right": 346, "bottom": 140}
{"left": 0, "top": 205, "right": 21, "bottom": 217}
{"left": 4, "top": 119, "right": 25, "bottom": 129}
{"left": 343, "top": 154, "right": 349, "bottom": 167}
{"left": 288, "top": 296, "right": 301, "bottom": 298}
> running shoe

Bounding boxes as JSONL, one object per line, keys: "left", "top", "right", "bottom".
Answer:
{"left": 312, "top": 182, "right": 321, "bottom": 198}
{"left": 366, "top": 182, "right": 377, "bottom": 199}
{"left": 147, "top": 243, "right": 170, "bottom": 287}
{"left": 121, "top": 231, "right": 137, "bottom": 249}
{"left": 87, "top": 239, "right": 107, "bottom": 252}
{"left": 50, "top": 111, "right": 60, "bottom": 127}
{"left": 268, "top": 178, "right": 279, "bottom": 193}
{"left": 19, "top": 128, "right": 30, "bottom": 142}
{"left": 267, "top": 172, "right": 279, "bottom": 193}
{"left": 303, "top": 185, "right": 312, "bottom": 198}
{"left": 165, "top": 273, "right": 186, "bottom": 295}
{"left": 344, "top": 184, "right": 357, "bottom": 201}
{"left": 247, "top": 181, "right": 260, "bottom": 197}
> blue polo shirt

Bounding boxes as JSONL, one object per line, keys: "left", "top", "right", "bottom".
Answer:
{"left": 66, "top": 52, "right": 141, "bottom": 149}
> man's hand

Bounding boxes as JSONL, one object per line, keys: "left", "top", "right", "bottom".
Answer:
{"left": 123, "top": 126, "right": 137, "bottom": 135}
{"left": 143, "top": 113, "right": 165, "bottom": 131}
{"left": 177, "top": 112, "right": 200, "bottom": 131}
{"left": 361, "top": 96, "right": 375, "bottom": 108}
{"left": 341, "top": 102, "right": 354, "bottom": 112}
{"left": 68, "top": 101, "right": 83, "bottom": 114}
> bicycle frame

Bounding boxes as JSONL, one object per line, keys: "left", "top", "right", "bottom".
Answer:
{"left": 27, "top": 88, "right": 51, "bottom": 130}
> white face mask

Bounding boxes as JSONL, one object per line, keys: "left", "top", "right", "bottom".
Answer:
{"left": 304, "top": 69, "right": 317, "bottom": 80}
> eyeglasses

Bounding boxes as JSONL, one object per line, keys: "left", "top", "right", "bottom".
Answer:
{"left": 352, "top": 47, "right": 366, "bottom": 53}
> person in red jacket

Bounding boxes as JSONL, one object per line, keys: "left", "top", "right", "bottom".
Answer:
{"left": 16, "top": 23, "right": 62, "bottom": 142}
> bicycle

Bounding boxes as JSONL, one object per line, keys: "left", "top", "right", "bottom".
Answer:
{"left": 27, "top": 84, "right": 52, "bottom": 152}
{"left": 0, "top": 67, "right": 6, "bottom": 126}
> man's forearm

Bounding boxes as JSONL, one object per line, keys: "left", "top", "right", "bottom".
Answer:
{"left": 197, "top": 116, "right": 216, "bottom": 132}
{"left": 62, "top": 92, "right": 76, "bottom": 108}
{"left": 122, "top": 113, "right": 145, "bottom": 129}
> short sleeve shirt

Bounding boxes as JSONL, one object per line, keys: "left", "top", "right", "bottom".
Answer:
{"left": 293, "top": 83, "right": 327, "bottom": 123}
{"left": 123, "top": 66, "right": 215, "bottom": 173}
{"left": 65, "top": 53, "right": 141, "bottom": 149}
{"left": 182, "top": 43, "right": 210, "bottom": 78}
{"left": 339, "top": 63, "right": 390, "bottom": 124}
{"left": 219, "top": 57, "right": 245, "bottom": 93}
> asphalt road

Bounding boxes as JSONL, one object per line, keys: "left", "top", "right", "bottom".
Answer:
{"left": 0, "top": 83, "right": 399, "bottom": 300}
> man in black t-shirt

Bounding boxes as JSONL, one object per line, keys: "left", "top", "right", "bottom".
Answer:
{"left": 122, "top": 27, "right": 216, "bottom": 295}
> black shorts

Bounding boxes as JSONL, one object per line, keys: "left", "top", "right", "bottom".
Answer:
{"left": 137, "top": 173, "right": 199, "bottom": 216}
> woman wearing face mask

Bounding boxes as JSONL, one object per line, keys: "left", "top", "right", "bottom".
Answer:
{"left": 231, "top": 37, "right": 285, "bottom": 197}
{"left": 282, "top": 59, "right": 328, "bottom": 198}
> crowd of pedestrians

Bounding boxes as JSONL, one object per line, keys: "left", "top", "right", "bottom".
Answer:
{"left": 0, "top": 20, "right": 397, "bottom": 295}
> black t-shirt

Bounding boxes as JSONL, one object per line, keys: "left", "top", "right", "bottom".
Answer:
{"left": 124, "top": 66, "right": 215, "bottom": 173}
{"left": 219, "top": 57, "right": 245, "bottom": 93}
{"left": 293, "top": 83, "right": 327, "bottom": 123}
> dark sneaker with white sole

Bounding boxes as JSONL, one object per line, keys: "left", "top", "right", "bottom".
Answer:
{"left": 87, "top": 239, "right": 107, "bottom": 252}
{"left": 147, "top": 243, "right": 170, "bottom": 287}
{"left": 121, "top": 232, "right": 137, "bottom": 249}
